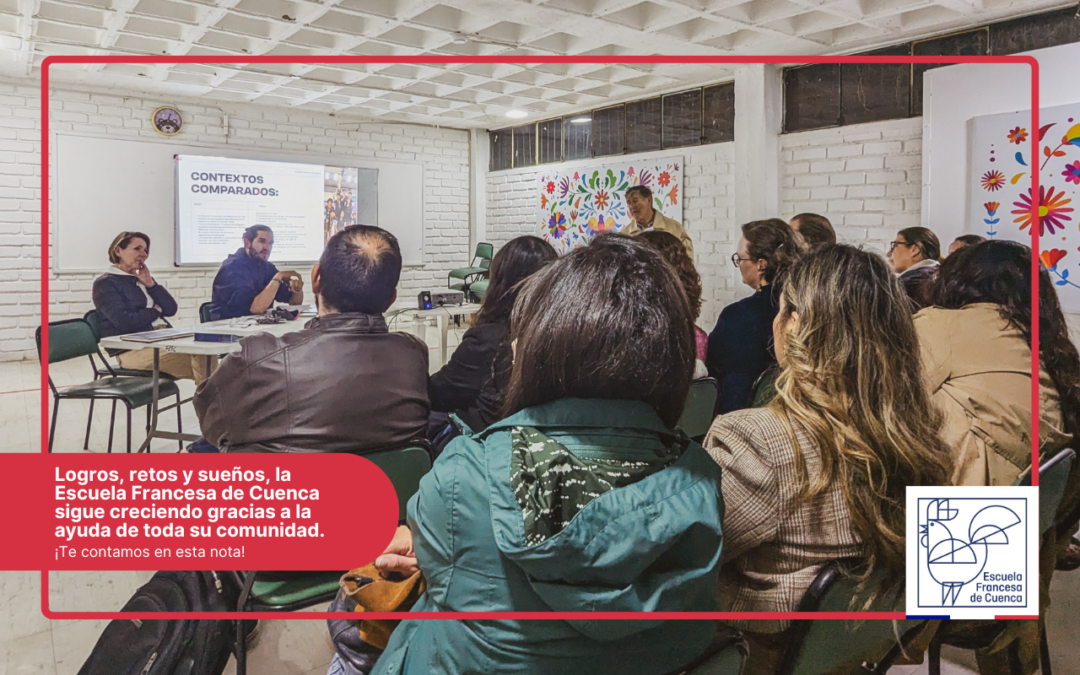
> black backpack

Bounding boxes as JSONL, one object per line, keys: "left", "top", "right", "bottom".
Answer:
{"left": 77, "top": 570, "right": 240, "bottom": 675}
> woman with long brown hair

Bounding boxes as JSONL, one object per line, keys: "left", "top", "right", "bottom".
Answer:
{"left": 704, "top": 244, "right": 954, "bottom": 674}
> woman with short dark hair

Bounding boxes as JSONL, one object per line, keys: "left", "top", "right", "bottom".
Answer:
{"left": 887, "top": 226, "right": 941, "bottom": 310}
{"left": 428, "top": 235, "right": 556, "bottom": 432}
{"left": 92, "top": 232, "right": 208, "bottom": 382}
{"left": 370, "top": 234, "right": 724, "bottom": 675}
{"left": 706, "top": 218, "right": 804, "bottom": 413}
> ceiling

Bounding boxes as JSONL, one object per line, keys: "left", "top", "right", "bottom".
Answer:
{"left": 0, "top": 0, "right": 1068, "bottom": 129}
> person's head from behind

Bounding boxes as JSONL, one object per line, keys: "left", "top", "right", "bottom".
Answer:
{"left": 243, "top": 225, "right": 274, "bottom": 262}
{"left": 788, "top": 213, "right": 836, "bottom": 247}
{"left": 108, "top": 231, "right": 151, "bottom": 273}
{"left": 734, "top": 219, "right": 804, "bottom": 290}
{"left": 638, "top": 230, "right": 703, "bottom": 321}
{"left": 935, "top": 240, "right": 1080, "bottom": 436}
{"left": 624, "top": 185, "right": 655, "bottom": 224}
{"left": 887, "top": 227, "right": 940, "bottom": 274}
{"left": 313, "top": 225, "right": 402, "bottom": 315}
{"left": 948, "top": 234, "right": 985, "bottom": 257}
{"left": 475, "top": 236, "right": 557, "bottom": 325}
{"left": 772, "top": 244, "right": 952, "bottom": 598}
{"left": 504, "top": 234, "right": 695, "bottom": 429}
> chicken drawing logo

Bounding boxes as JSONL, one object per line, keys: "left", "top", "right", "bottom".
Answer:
{"left": 919, "top": 499, "right": 1022, "bottom": 605}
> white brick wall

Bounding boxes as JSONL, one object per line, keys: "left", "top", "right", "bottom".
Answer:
{"left": 0, "top": 77, "right": 472, "bottom": 362}
{"left": 485, "top": 143, "right": 738, "bottom": 331}
{"left": 780, "top": 117, "right": 923, "bottom": 253}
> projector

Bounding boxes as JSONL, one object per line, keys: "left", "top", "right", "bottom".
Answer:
{"left": 418, "top": 290, "right": 465, "bottom": 309}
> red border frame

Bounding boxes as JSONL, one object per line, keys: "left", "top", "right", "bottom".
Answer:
{"left": 38, "top": 54, "right": 1041, "bottom": 621}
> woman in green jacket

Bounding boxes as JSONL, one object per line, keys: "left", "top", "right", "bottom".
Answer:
{"left": 370, "top": 234, "right": 726, "bottom": 675}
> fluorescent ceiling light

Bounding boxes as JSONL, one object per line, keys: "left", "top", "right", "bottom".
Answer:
{"left": 506, "top": 110, "right": 528, "bottom": 118}
{"left": 570, "top": 115, "right": 591, "bottom": 124}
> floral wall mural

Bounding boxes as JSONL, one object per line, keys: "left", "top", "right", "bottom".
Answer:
{"left": 536, "top": 156, "right": 684, "bottom": 255}
{"left": 969, "top": 104, "right": 1080, "bottom": 311}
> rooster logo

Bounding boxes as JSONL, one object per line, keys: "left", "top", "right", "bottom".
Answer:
{"left": 919, "top": 499, "right": 1022, "bottom": 606}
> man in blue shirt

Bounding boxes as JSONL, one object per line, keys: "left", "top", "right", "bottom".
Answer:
{"left": 209, "top": 225, "right": 304, "bottom": 320}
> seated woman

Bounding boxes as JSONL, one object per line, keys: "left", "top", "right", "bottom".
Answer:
{"left": 639, "top": 230, "right": 709, "bottom": 378}
{"left": 371, "top": 234, "right": 725, "bottom": 675}
{"left": 916, "top": 240, "right": 1078, "bottom": 486}
{"left": 886, "top": 226, "right": 941, "bottom": 311}
{"left": 706, "top": 218, "right": 803, "bottom": 413}
{"left": 428, "top": 236, "right": 556, "bottom": 433}
{"left": 704, "top": 244, "right": 953, "bottom": 675}
{"left": 92, "top": 232, "right": 209, "bottom": 383}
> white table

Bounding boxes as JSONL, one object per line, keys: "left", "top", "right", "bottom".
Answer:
{"left": 98, "top": 304, "right": 481, "bottom": 452}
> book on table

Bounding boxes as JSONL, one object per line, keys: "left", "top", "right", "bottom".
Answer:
{"left": 119, "top": 328, "right": 196, "bottom": 343}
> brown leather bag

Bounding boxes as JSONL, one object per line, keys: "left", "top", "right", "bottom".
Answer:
{"left": 339, "top": 564, "right": 426, "bottom": 650}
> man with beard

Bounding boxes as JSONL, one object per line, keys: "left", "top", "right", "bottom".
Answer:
{"left": 209, "top": 224, "right": 304, "bottom": 320}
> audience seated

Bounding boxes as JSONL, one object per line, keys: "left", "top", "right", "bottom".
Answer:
{"left": 639, "top": 230, "right": 709, "bottom": 378}
{"left": 916, "top": 240, "right": 1078, "bottom": 486}
{"left": 428, "top": 235, "right": 556, "bottom": 433}
{"left": 947, "top": 233, "right": 986, "bottom": 256}
{"left": 707, "top": 218, "right": 804, "bottom": 413}
{"left": 703, "top": 244, "right": 954, "bottom": 675}
{"left": 369, "top": 234, "right": 724, "bottom": 675}
{"left": 788, "top": 212, "right": 835, "bottom": 246}
{"left": 208, "top": 224, "right": 304, "bottom": 320}
{"left": 887, "top": 226, "right": 941, "bottom": 311}
{"left": 193, "top": 225, "right": 429, "bottom": 453}
{"left": 92, "top": 231, "right": 210, "bottom": 383}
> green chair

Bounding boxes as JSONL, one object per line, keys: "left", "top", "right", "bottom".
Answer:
{"left": 776, "top": 559, "right": 924, "bottom": 675}
{"left": 448, "top": 242, "right": 494, "bottom": 292}
{"left": 751, "top": 366, "right": 780, "bottom": 408}
{"left": 671, "top": 632, "right": 748, "bottom": 674}
{"left": 233, "top": 442, "right": 434, "bottom": 675}
{"left": 466, "top": 278, "right": 489, "bottom": 304}
{"left": 928, "top": 448, "right": 1076, "bottom": 675}
{"left": 199, "top": 302, "right": 214, "bottom": 323}
{"left": 676, "top": 377, "right": 719, "bottom": 442}
{"left": 83, "top": 310, "right": 179, "bottom": 382}
{"left": 37, "top": 318, "right": 181, "bottom": 453}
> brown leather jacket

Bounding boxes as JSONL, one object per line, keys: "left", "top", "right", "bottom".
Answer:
{"left": 194, "top": 313, "right": 430, "bottom": 453}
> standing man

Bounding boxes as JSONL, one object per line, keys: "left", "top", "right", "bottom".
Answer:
{"left": 621, "top": 185, "right": 694, "bottom": 259}
{"left": 209, "top": 224, "right": 304, "bottom": 320}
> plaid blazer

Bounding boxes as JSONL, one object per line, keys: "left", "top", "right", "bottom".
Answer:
{"left": 704, "top": 407, "right": 862, "bottom": 633}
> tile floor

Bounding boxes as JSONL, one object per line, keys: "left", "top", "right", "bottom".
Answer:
{"left": 1, "top": 326, "right": 1074, "bottom": 674}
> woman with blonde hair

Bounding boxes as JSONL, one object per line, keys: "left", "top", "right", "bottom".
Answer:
{"left": 704, "top": 244, "right": 954, "bottom": 674}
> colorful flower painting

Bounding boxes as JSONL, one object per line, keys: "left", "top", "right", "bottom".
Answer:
{"left": 536, "top": 156, "right": 684, "bottom": 254}
{"left": 970, "top": 103, "right": 1080, "bottom": 310}
{"left": 1007, "top": 127, "right": 1028, "bottom": 145}
{"left": 981, "top": 170, "right": 1005, "bottom": 191}
{"left": 1011, "top": 186, "right": 1073, "bottom": 235}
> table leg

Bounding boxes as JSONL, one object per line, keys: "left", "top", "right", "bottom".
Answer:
{"left": 440, "top": 314, "right": 449, "bottom": 366}
{"left": 136, "top": 348, "right": 162, "bottom": 453}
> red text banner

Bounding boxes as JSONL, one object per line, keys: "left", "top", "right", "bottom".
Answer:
{"left": 0, "top": 453, "right": 400, "bottom": 571}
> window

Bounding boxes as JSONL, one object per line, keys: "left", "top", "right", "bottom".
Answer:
{"left": 663, "top": 89, "right": 703, "bottom": 149}
{"left": 841, "top": 45, "right": 912, "bottom": 125}
{"left": 564, "top": 114, "right": 592, "bottom": 161}
{"left": 783, "top": 63, "right": 841, "bottom": 133}
{"left": 991, "top": 7, "right": 1080, "bottom": 55}
{"left": 512, "top": 124, "right": 536, "bottom": 168}
{"left": 538, "top": 119, "right": 562, "bottom": 164}
{"left": 625, "top": 97, "right": 662, "bottom": 154}
{"left": 703, "top": 82, "right": 735, "bottom": 144}
{"left": 911, "top": 28, "right": 989, "bottom": 114}
{"left": 591, "top": 105, "right": 625, "bottom": 157}
{"left": 490, "top": 128, "right": 511, "bottom": 171}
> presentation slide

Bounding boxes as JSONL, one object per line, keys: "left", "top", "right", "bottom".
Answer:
{"left": 175, "top": 155, "right": 362, "bottom": 265}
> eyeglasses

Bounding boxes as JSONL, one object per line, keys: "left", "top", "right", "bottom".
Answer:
{"left": 731, "top": 253, "right": 753, "bottom": 267}
{"left": 888, "top": 240, "right": 911, "bottom": 252}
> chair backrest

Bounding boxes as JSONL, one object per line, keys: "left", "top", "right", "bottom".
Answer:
{"left": 476, "top": 242, "right": 494, "bottom": 261}
{"left": 363, "top": 445, "right": 433, "bottom": 522}
{"left": 777, "top": 560, "right": 921, "bottom": 675}
{"left": 83, "top": 309, "right": 104, "bottom": 340}
{"left": 1016, "top": 448, "right": 1075, "bottom": 535}
{"left": 676, "top": 378, "right": 719, "bottom": 441}
{"left": 199, "top": 302, "right": 214, "bottom": 323}
{"left": 36, "top": 318, "right": 100, "bottom": 365}
{"left": 479, "top": 257, "right": 491, "bottom": 271}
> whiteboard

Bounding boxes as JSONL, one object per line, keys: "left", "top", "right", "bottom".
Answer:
{"left": 55, "top": 134, "right": 425, "bottom": 272}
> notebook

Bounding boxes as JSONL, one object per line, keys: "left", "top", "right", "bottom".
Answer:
{"left": 119, "top": 328, "right": 195, "bottom": 343}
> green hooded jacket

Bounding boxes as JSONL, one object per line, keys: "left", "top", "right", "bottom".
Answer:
{"left": 371, "top": 398, "right": 725, "bottom": 675}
